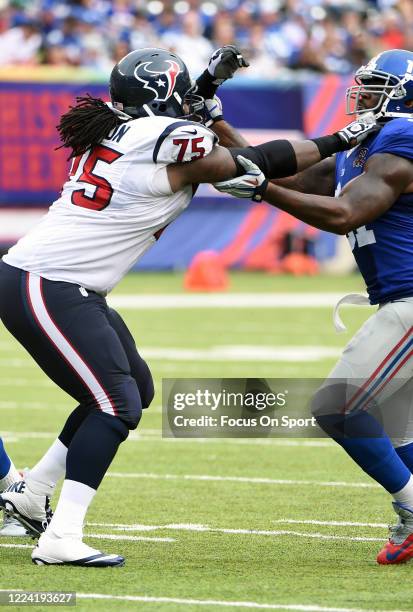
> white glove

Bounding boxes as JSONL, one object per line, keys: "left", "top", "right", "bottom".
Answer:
{"left": 204, "top": 96, "right": 223, "bottom": 127}
{"left": 214, "top": 155, "right": 268, "bottom": 202}
{"left": 336, "top": 112, "right": 380, "bottom": 148}
{"left": 207, "top": 45, "right": 249, "bottom": 84}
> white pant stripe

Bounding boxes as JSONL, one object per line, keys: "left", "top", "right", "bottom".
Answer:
{"left": 26, "top": 273, "right": 116, "bottom": 416}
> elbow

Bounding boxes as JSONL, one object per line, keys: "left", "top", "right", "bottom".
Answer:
{"left": 330, "top": 204, "right": 353, "bottom": 235}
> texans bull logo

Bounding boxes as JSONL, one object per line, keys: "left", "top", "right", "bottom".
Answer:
{"left": 134, "top": 60, "right": 181, "bottom": 102}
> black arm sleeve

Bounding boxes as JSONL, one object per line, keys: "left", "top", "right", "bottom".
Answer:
{"left": 229, "top": 134, "right": 346, "bottom": 179}
{"left": 229, "top": 140, "right": 297, "bottom": 179}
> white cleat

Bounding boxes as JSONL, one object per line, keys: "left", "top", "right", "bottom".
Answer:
{"left": 0, "top": 511, "right": 30, "bottom": 537}
{"left": 0, "top": 480, "right": 52, "bottom": 537}
{"left": 32, "top": 531, "right": 125, "bottom": 567}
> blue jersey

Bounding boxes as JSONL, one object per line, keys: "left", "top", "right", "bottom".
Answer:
{"left": 335, "top": 117, "right": 413, "bottom": 304}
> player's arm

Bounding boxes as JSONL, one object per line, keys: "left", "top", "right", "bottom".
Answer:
{"left": 203, "top": 97, "right": 336, "bottom": 193}
{"left": 271, "top": 157, "right": 336, "bottom": 196}
{"left": 261, "top": 153, "right": 413, "bottom": 234}
{"left": 167, "top": 114, "right": 378, "bottom": 194}
{"left": 167, "top": 138, "right": 332, "bottom": 192}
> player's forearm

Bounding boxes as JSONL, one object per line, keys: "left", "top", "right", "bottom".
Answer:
{"left": 210, "top": 120, "right": 249, "bottom": 148}
{"left": 272, "top": 157, "right": 336, "bottom": 196}
{"left": 263, "top": 183, "right": 349, "bottom": 234}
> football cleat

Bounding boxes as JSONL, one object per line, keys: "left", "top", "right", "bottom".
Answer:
{"left": 0, "top": 511, "right": 30, "bottom": 537}
{"left": 0, "top": 480, "right": 52, "bottom": 538}
{"left": 377, "top": 502, "right": 413, "bottom": 564}
{"left": 32, "top": 531, "right": 125, "bottom": 567}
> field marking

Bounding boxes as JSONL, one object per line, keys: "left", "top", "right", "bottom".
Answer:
{"left": 0, "top": 401, "right": 70, "bottom": 411}
{"left": 0, "top": 378, "right": 53, "bottom": 387}
{"left": 108, "top": 292, "right": 363, "bottom": 310}
{"left": 107, "top": 472, "right": 378, "bottom": 489}
{"left": 0, "top": 346, "right": 341, "bottom": 364}
{"left": 0, "top": 543, "right": 32, "bottom": 549}
{"left": 274, "top": 519, "right": 387, "bottom": 529}
{"left": 0, "top": 430, "right": 338, "bottom": 448}
{"left": 86, "top": 522, "right": 383, "bottom": 543}
{"left": 86, "top": 533, "right": 174, "bottom": 543}
{"left": 88, "top": 518, "right": 388, "bottom": 530}
{"left": 142, "top": 346, "right": 341, "bottom": 362}
{"left": 75, "top": 593, "right": 405, "bottom": 612}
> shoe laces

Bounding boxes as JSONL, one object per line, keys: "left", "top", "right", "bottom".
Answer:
{"left": 44, "top": 497, "right": 53, "bottom": 524}
{"left": 388, "top": 514, "right": 413, "bottom": 545}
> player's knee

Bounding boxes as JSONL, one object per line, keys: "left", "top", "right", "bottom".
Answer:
{"left": 117, "top": 377, "right": 143, "bottom": 430}
{"left": 140, "top": 365, "right": 155, "bottom": 409}
{"left": 310, "top": 382, "right": 347, "bottom": 437}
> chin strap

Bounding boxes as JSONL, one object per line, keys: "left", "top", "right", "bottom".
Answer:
{"left": 105, "top": 102, "right": 133, "bottom": 121}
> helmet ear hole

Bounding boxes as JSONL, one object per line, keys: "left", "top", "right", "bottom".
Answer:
{"left": 159, "top": 103, "right": 167, "bottom": 113}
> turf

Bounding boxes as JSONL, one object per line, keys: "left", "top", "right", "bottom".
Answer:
{"left": 0, "top": 271, "right": 407, "bottom": 612}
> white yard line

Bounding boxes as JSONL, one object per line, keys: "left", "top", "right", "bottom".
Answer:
{"left": 108, "top": 293, "right": 363, "bottom": 310}
{"left": 0, "top": 401, "right": 70, "bottom": 411}
{"left": 75, "top": 593, "right": 404, "bottom": 612}
{"left": 273, "top": 519, "right": 387, "bottom": 529}
{"left": 86, "top": 533, "right": 174, "bottom": 543}
{"left": 0, "top": 590, "right": 405, "bottom": 612}
{"left": 0, "top": 431, "right": 338, "bottom": 448}
{"left": 141, "top": 346, "right": 341, "bottom": 362}
{"left": 86, "top": 522, "right": 383, "bottom": 543}
{"left": 0, "top": 543, "right": 32, "bottom": 549}
{"left": 0, "top": 346, "right": 341, "bottom": 363}
{"left": 88, "top": 518, "right": 388, "bottom": 530}
{"left": 0, "top": 378, "right": 53, "bottom": 387}
{"left": 107, "top": 472, "right": 378, "bottom": 489}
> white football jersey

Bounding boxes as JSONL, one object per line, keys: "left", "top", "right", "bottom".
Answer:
{"left": 4, "top": 116, "right": 217, "bottom": 294}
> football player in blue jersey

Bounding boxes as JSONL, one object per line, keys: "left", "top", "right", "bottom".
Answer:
{"left": 214, "top": 48, "right": 413, "bottom": 565}
{"left": 0, "top": 438, "right": 27, "bottom": 536}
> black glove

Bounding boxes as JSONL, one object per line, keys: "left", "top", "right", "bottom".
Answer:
{"left": 196, "top": 45, "right": 249, "bottom": 99}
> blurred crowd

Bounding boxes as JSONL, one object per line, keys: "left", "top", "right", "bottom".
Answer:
{"left": 0, "top": 0, "right": 412, "bottom": 79}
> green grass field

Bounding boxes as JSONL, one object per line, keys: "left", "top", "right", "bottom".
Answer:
{"left": 0, "top": 271, "right": 408, "bottom": 612}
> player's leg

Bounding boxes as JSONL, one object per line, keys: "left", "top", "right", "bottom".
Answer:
{"left": 0, "top": 264, "right": 140, "bottom": 565}
{"left": 0, "top": 437, "right": 28, "bottom": 536}
{"left": 25, "top": 309, "right": 154, "bottom": 499}
{"left": 312, "top": 299, "right": 413, "bottom": 563}
{"left": 106, "top": 307, "right": 154, "bottom": 409}
{"left": 25, "top": 405, "right": 92, "bottom": 502}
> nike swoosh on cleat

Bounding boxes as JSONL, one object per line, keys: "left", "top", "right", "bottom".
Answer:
{"left": 386, "top": 539, "right": 413, "bottom": 561}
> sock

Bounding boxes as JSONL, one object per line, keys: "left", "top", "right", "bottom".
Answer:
{"left": 66, "top": 409, "right": 129, "bottom": 489}
{"left": 395, "top": 442, "right": 413, "bottom": 472}
{"left": 26, "top": 438, "right": 67, "bottom": 497}
{"left": 393, "top": 474, "right": 413, "bottom": 508}
{"left": 318, "top": 410, "right": 412, "bottom": 493}
{"left": 48, "top": 479, "right": 96, "bottom": 539}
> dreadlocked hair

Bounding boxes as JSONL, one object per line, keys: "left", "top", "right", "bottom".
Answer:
{"left": 56, "top": 94, "right": 126, "bottom": 159}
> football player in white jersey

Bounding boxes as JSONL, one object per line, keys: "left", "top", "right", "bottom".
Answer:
{"left": 0, "top": 47, "right": 377, "bottom": 566}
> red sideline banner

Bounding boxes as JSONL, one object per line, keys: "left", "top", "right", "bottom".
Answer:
{"left": 0, "top": 82, "right": 107, "bottom": 205}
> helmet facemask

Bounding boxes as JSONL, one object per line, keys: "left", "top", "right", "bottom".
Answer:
{"left": 346, "top": 69, "right": 406, "bottom": 119}
{"left": 179, "top": 83, "right": 205, "bottom": 123}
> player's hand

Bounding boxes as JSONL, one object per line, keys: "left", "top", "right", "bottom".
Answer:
{"left": 335, "top": 112, "right": 380, "bottom": 149}
{"left": 207, "top": 46, "right": 249, "bottom": 83}
{"left": 204, "top": 96, "right": 224, "bottom": 127}
{"left": 214, "top": 155, "right": 268, "bottom": 202}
